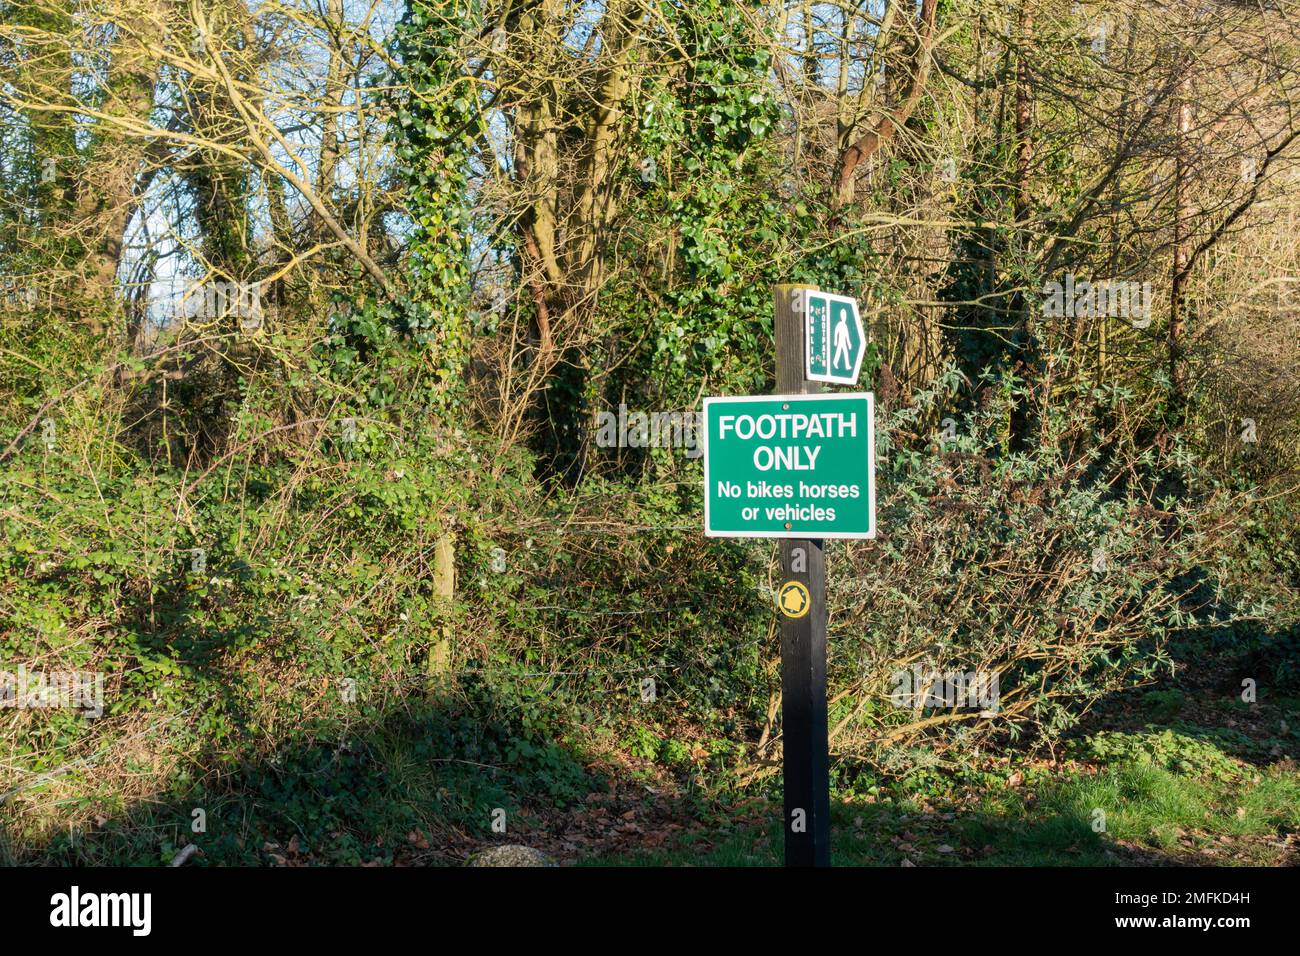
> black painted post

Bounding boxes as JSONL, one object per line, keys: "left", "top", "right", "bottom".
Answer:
{"left": 773, "top": 284, "right": 831, "bottom": 867}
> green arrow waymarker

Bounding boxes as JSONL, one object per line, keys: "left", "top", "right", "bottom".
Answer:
{"left": 802, "top": 290, "right": 865, "bottom": 386}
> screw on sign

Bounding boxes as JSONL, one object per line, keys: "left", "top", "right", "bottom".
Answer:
{"left": 702, "top": 393, "right": 875, "bottom": 539}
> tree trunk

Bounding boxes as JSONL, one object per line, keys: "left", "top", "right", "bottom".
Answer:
{"left": 1169, "top": 75, "right": 1193, "bottom": 419}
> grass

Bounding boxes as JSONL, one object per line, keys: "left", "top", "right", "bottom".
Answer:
{"left": 6, "top": 631, "right": 1297, "bottom": 867}
{"left": 590, "top": 724, "right": 1300, "bottom": 867}
{"left": 10, "top": 713, "right": 1293, "bottom": 866}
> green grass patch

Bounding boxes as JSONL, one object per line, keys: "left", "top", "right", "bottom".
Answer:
{"left": 589, "top": 724, "right": 1300, "bottom": 867}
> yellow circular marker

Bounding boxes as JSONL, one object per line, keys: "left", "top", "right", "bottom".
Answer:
{"left": 777, "top": 581, "right": 811, "bottom": 619}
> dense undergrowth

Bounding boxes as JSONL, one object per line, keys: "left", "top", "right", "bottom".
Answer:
{"left": 2, "top": 311, "right": 1296, "bottom": 864}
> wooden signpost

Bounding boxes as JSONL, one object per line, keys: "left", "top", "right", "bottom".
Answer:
{"left": 700, "top": 284, "right": 874, "bottom": 867}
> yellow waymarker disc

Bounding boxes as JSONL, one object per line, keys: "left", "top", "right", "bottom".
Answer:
{"left": 778, "top": 581, "right": 811, "bottom": 619}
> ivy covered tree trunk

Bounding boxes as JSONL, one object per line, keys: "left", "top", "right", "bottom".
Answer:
{"left": 392, "top": 0, "right": 476, "bottom": 404}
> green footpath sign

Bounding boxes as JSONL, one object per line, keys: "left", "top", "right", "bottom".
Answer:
{"left": 803, "top": 290, "right": 865, "bottom": 385}
{"left": 703, "top": 393, "right": 875, "bottom": 539}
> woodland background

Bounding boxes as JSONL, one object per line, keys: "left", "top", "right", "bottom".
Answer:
{"left": 1, "top": 0, "right": 1299, "bottom": 865}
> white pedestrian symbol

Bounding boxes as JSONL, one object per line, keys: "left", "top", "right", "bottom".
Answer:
{"left": 832, "top": 311, "right": 852, "bottom": 370}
